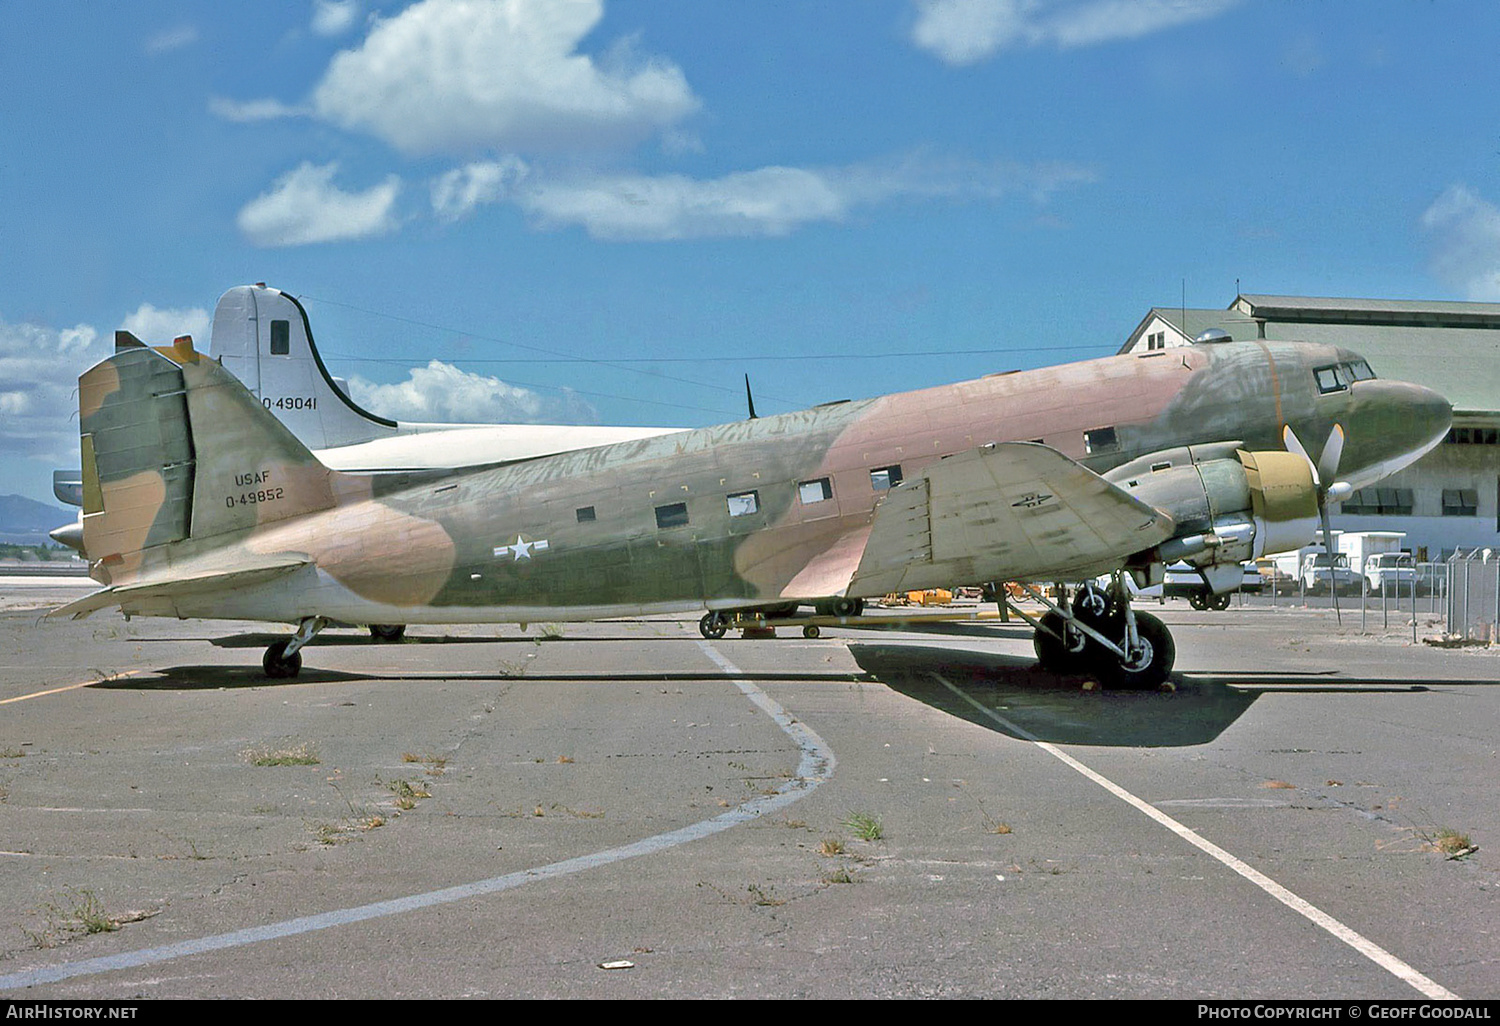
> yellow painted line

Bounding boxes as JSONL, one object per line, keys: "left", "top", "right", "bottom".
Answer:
{"left": 0, "top": 670, "right": 146, "bottom": 705}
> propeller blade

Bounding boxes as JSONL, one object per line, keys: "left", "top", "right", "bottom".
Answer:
{"left": 1283, "top": 425, "right": 1319, "bottom": 486}
{"left": 1320, "top": 496, "right": 1342, "bottom": 626}
{"left": 1318, "top": 423, "right": 1345, "bottom": 490}
{"left": 745, "top": 374, "right": 758, "bottom": 420}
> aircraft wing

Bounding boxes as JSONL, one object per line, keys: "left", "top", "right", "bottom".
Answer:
{"left": 846, "top": 442, "right": 1175, "bottom": 598}
{"left": 49, "top": 553, "right": 312, "bottom": 620}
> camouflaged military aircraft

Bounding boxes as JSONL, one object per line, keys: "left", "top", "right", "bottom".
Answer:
{"left": 50, "top": 328, "right": 1450, "bottom": 688}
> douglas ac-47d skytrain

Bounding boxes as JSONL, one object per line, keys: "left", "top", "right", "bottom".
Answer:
{"left": 51, "top": 322, "right": 1450, "bottom": 689}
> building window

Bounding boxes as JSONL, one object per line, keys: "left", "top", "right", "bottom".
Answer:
{"left": 870, "top": 466, "right": 903, "bottom": 491}
{"left": 576, "top": 506, "right": 596, "bottom": 523}
{"left": 1083, "top": 426, "right": 1118, "bottom": 455}
{"left": 1443, "top": 489, "right": 1479, "bottom": 517}
{"left": 726, "top": 491, "right": 760, "bottom": 517}
{"left": 798, "top": 478, "right": 833, "bottom": 504}
{"left": 655, "top": 502, "right": 689, "bottom": 529}
{"left": 270, "top": 319, "right": 291, "bottom": 356}
{"left": 1446, "top": 427, "right": 1500, "bottom": 445}
{"left": 1341, "top": 488, "right": 1414, "bottom": 516}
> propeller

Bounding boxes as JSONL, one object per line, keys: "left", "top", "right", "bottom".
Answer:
{"left": 1283, "top": 424, "right": 1350, "bottom": 623}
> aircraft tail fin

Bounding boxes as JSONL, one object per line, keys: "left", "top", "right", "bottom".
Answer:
{"left": 78, "top": 338, "right": 348, "bottom": 579}
{"left": 210, "top": 284, "right": 399, "bottom": 450}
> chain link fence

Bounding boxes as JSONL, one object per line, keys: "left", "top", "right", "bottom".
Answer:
{"left": 1446, "top": 549, "right": 1500, "bottom": 643}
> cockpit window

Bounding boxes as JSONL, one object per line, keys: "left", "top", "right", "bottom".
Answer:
{"left": 1346, "top": 359, "right": 1375, "bottom": 381}
{"left": 1314, "top": 365, "right": 1346, "bottom": 394}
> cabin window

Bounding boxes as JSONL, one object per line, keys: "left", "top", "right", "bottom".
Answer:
{"left": 726, "top": 491, "right": 760, "bottom": 517}
{"left": 869, "top": 466, "right": 903, "bottom": 491}
{"left": 1443, "top": 489, "right": 1479, "bottom": 517}
{"left": 270, "top": 319, "right": 291, "bottom": 356}
{"left": 798, "top": 478, "right": 833, "bottom": 504}
{"left": 655, "top": 502, "right": 689, "bottom": 529}
{"left": 1314, "top": 365, "right": 1347, "bottom": 394}
{"left": 1083, "top": 427, "right": 1118, "bottom": 455}
{"left": 576, "top": 506, "right": 596, "bottom": 523}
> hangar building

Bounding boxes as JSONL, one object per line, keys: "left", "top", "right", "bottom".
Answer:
{"left": 1119, "top": 295, "right": 1500, "bottom": 560}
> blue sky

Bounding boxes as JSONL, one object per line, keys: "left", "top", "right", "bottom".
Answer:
{"left": 3, "top": 0, "right": 1499, "bottom": 506}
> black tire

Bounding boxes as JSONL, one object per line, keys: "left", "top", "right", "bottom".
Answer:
{"left": 262, "top": 639, "right": 303, "bottom": 679}
{"left": 1103, "top": 612, "right": 1175, "bottom": 690}
{"left": 1033, "top": 610, "right": 1090, "bottom": 672}
{"left": 758, "top": 602, "right": 800, "bottom": 620}
{"left": 1188, "top": 592, "right": 1208, "bottom": 610}
{"left": 369, "top": 624, "right": 406, "bottom": 642}
{"left": 831, "top": 597, "right": 863, "bottom": 618}
{"left": 699, "top": 612, "right": 727, "bottom": 639}
{"left": 1209, "top": 592, "right": 1232, "bottom": 611}
{"left": 802, "top": 624, "right": 821, "bottom": 639}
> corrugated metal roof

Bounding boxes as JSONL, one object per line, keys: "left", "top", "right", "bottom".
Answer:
{"left": 1235, "top": 294, "right": 1500, "bottom": 329}
{"left": 1119, "top": 297, "right": 1500, "bottom": 414}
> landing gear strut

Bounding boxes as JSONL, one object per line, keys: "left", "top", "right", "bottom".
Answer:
{"left": 263, "top": 616, "right": 327, "bottom": 678}
{"left": 1020, "top": 574, "right": 1176, "bottom": 689}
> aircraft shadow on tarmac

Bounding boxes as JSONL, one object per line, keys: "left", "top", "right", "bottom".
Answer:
{"left": 201, "top": 630, "right": 686, "bottom": 649}
{"left": 847, "top": 642, "right": 1444, "bottom": 749}
{"left": 90, "top": 664, "right": 879, "bottom": 692}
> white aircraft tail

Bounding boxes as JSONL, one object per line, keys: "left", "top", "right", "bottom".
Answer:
{"left": 210, "top": 284, "right": 399, "bottom": 450}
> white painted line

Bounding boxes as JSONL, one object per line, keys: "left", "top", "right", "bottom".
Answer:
{"left": 0, "top": 647, "right": 834, "bottom": 992}
{"left": 928, "top": 672, "right": 1458, "bottom": 1001}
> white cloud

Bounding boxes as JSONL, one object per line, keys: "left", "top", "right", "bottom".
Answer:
{"left": 1422, "top": 184, "right": 1500, "bottom": 301}
{"left": 312, "top": 0, "right": 361, "bottom": 36}
{"left": 310, "top": 0, "right": 700, "bottom": 154}
{"left": 910, "top": 0, "right": 1239, "bottom": 65}
{"left": 209, "top": 96, "right": 305, "bottom": 123}
{"left": 431, "top": 157, "right": 530, "bottom": 222}
{"left": 237, "top": 162, "right": 401, "bottom": 247}
{"left": 498, "top": 154, "right": 1096, "bottom": 241}
{"left": 0, "top": 316, "right": 110, "bottom": 464}
{"left": 144, "top": 25, "right": 198, "bottom": 56}
{"left": 121, "top": 304, "right": 212, "bottom": 346}
{"left": 347, "top": 360, "right": 595, "bottom": 423}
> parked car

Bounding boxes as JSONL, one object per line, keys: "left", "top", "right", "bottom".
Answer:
{"left": 1160, "top": 562, "right": 1258, "bottom": 610}
{"left": 1363, "top": 552, "right": 1416, "bottom": 595}
{"left": 1300, "top": 552, "right": 1361, "bottom": 595}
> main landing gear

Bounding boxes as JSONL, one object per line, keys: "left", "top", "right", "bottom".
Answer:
{"left": 263, "top": 616, "right": 327, "bottom": 678}
{"left": 1019, "top": 575, "right": 1176, "bottom": 689}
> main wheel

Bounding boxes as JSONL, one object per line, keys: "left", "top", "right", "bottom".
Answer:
{"left": 815, "top": 597, "right": 864, "bottom": 618}
{"left": 369, "top": 624, "right": 407, "bottom": 642}
{"left": 1209, "top": 592, "right": 1232, "bottom": 611}
{"left": 1033, "top": 610, "right": 1090, "bottom": 672}
{"left": 699, "top": 612, "right": 728, "bottom": 639}
{"left": 1188, "top": 591, "right": 1208, "bottom": 610}
{"left": 1103, "top": 612, "right": 1175, "bottom": 690}
{"left": 262, "top": 639, "right": 303, "bottom": 679}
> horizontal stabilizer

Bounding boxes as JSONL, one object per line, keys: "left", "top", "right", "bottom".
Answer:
{"left": 848, "top": 442, "right": 1174, "bottom": 597}
{"left": 49, "top": 553, "right": 311, "bottom": 620}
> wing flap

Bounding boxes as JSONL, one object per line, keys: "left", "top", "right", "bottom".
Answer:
{"left": 848, "top": 442, "right": 1174, "bottom": 597}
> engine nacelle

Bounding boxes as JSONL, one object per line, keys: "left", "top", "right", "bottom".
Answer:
{"left": 1105, "top": 444, "right": 1319, "bottom": 577}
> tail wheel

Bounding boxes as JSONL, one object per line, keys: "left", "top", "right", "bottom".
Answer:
{"left": 369, "top": 624, "right": 406, "bottom": 642}
{"left": 699, "top": 612, "right": 728, "bottom": 639}
{"left": 1104, "top": 612, "right": 1175, "bottom": 690}
{"left": 262, "top": 639, "right": 303, "bottom": 679}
